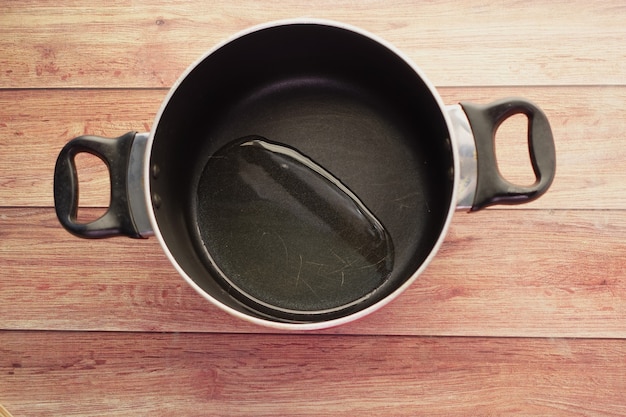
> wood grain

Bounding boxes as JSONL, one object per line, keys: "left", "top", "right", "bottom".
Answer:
{"left": 1, "top": 1, "right": 625, "bottom": 88}
{"left": 0, "top": 403, "right": 14, "bottom": 417}
{"left": 2, "top": 207, "right": 625, "bottom": 337}
{"left": 2, "top": 86, "right": 626, "bottom": 209}
{"left": 1, "top": 331, "right": 625, "bottom": 417}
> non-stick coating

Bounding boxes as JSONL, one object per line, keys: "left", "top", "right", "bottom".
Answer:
{"left": 149, "top": 23, "right": 454, "bottom": 323}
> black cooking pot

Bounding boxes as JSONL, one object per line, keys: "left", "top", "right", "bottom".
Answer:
{"left": 54, "top": 20, "right": 555, "bottom": 329}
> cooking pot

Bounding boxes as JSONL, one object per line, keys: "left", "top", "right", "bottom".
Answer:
{"left": 54, "top": 20, "right": 555, "bottom": 329}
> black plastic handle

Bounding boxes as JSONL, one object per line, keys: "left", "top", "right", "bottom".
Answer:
{"left": 460, "top": 98, "right": 556, "bottom": 211}
{"left": 53, "top": 131, "right": 143, "bottom": 238}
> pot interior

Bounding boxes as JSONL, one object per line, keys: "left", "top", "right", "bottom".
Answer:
{"left": 150, "top": 22, "right": 454, "bottom": 323}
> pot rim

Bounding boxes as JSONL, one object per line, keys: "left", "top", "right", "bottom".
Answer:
{"left": 143, "top": 18, "right": 461, "bottom": 330}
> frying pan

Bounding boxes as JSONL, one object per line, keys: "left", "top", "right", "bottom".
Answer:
{"left": 54, "top": 20, "right": 555, "bottom": 329}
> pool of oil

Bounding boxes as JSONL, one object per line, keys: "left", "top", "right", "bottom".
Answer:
{"left": 195, "top": 136, "right": 395, "bottom": 317}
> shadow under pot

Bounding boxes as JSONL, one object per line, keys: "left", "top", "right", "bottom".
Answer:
{"left": 54, "top": 20, "right": 556, "bottom": 330}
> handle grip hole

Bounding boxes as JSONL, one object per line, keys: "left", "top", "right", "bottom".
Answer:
{"left": 74, "top": 152, "right": 110, "bottom": 223}
{"left": 494, "top": 113, "right": 536, "bottom": 187}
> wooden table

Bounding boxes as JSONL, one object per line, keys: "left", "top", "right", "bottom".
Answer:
{"left": 2, "top": 1, "right": 625, "bottom": 415}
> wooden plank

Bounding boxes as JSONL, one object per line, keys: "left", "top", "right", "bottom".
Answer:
{"left": 1, "top": 0, "right": 625, "bottom": 88}
{"left": 2, "top": 207, "right": 625, "bottom": 337}
{"left": 1, "top": 86, "right": 624, "bottom": 209}
{"left": 1, "top": 331, "right": 625, "bottom": 416}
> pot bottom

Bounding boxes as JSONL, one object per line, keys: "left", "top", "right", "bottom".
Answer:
{"left": 188, "top": 76, "right": 452, "bottom": 321}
